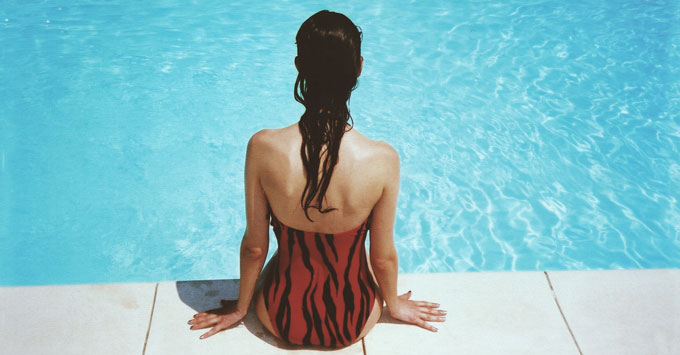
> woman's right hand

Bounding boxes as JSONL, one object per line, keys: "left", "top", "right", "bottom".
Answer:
{"left": 188, "top": 300, "right": 247, "bottom": 339}
{"left": 387, "top": 291, "right": 446, "bottom": 332}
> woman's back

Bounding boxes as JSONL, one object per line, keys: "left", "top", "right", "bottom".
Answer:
{"left": 251, "top": 123, "right": 398, "bottom": 234}
{"left": 250, "top": 122, "right": 396, "bottom": 347}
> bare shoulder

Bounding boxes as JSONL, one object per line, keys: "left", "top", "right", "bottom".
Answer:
{"left": 248, "top": 128, "right": 276, "bottom": 149}
{"left": 248, "top": 124, "right": 297, "bottom": 153}
{"left": 347, "top": 128, "right": 399, "bottom": 166}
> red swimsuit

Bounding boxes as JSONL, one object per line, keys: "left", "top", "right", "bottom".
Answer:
{"left": 262, "top": 213, "right": 377, "bottom": 347}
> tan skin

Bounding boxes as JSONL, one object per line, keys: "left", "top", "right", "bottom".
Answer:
{"left": 188, "top": 57, "right": 446, "bottom": 343}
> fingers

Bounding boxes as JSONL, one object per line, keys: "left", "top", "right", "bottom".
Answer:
{"left": 419, "top": 307, "right": 447, "bottom": 316}
{"left": 419, "top": 313, "right": 446, "bottom": 322}
{"left": 417, "top": 305, "right": 446, "bottom": 322}
{"left": 414, "top": 300, "right": 440, "bottom": 308}
{"left": 414, "top": 317, "right": 438, "bottom": 332}
{"left": 188, "top": 310, "right": 246, "bottom": 340}
{"left": 412, "top": 299, "right": 445, "bottom": 329}
{"left": 188, "top": 313, "right": 219, "bottom": 330}
{"left": 200, "top": 324, "right": 224, "bottom": 340}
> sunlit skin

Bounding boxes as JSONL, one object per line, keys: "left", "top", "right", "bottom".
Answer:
{"left": 188, "top": 52, "right": 446, "bottom": 343}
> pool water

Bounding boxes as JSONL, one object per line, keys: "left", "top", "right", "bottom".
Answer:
{"left": 1, "top": 0, "right": 679, "bottom": 286}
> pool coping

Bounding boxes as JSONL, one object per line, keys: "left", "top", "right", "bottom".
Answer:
{"left": 1, "top": 269, "right": 678, "bottom": 354}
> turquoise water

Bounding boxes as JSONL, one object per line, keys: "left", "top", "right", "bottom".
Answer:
{"left": 1, "top": 0, "right": 679, "bottom": 286}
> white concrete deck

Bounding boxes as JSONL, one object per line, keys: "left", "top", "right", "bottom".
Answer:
{"left": 1, "top": 269, "right": 678, "bottom": 354}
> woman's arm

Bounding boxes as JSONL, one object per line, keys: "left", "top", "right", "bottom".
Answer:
{"left": 369, "top": 144, "right": 401, "bottom": 307}
{"left": 369, "top": 144, "right": 446, "bottom": 332}
{"left": 189, "top": 131, "right": 271, "bottom": 339}
{"left": 235, "top": 131, "right": 271, "bottom": 314}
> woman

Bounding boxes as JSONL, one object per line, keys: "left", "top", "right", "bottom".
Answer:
{"left": 189, "top": 10, "right": 446, "bottom": 347}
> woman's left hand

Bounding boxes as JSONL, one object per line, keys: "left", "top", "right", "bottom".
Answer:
{"left": 188, "top": 300, "right": 247, "bottom": 339}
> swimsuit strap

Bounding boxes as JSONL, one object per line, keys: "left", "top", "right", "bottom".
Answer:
{"left": 270, "top": 212, "right": 369, "bottom": 235}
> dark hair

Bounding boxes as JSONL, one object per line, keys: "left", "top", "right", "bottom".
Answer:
{"left": 294, "top": 10, "right": 362, "bottom": 221}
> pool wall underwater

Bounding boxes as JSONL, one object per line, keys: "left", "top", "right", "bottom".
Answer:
{"left": 1, "top": 0, "right": 679, "bottom": 286}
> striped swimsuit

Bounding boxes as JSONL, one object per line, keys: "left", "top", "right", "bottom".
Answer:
{"left": 262, "top": 213, "right": 377, "bottom": 348}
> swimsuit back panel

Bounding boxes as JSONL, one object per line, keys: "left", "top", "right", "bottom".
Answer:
{"left": 262, "top": 213, "right": 377, "bottom": 347}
